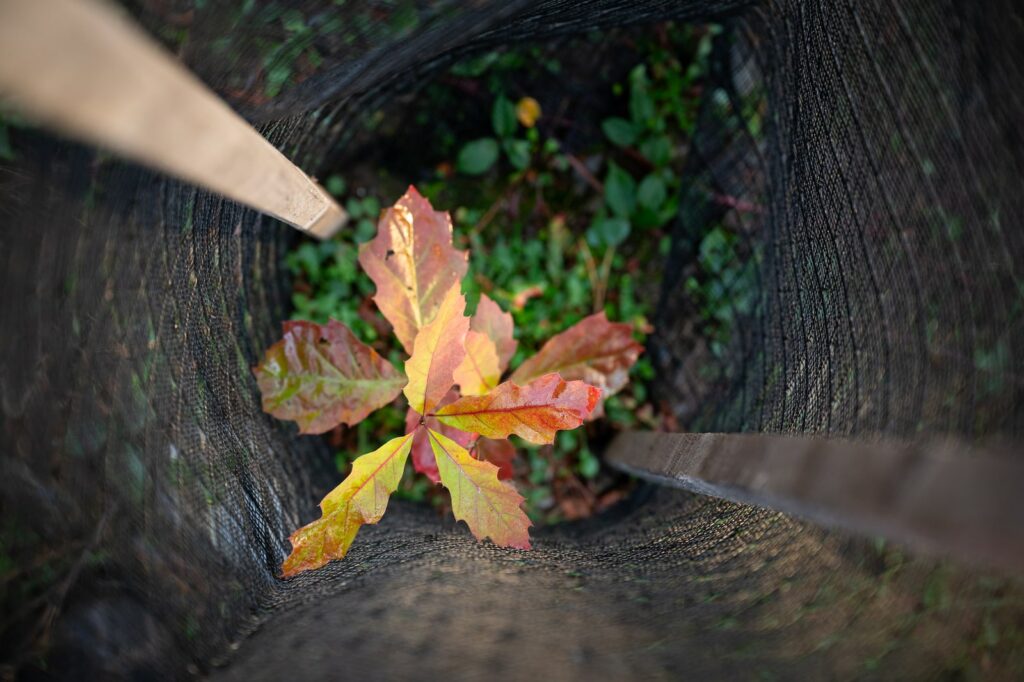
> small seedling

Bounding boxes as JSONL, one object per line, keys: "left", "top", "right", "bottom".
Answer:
{"left": 255, "top": 187, "right": 642, "bottom": 576}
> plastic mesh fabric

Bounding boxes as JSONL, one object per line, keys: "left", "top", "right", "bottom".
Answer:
{"left": 656, "top": 0, "right": 1024, "bottom": 441}
{"left": 1, "top": 0, "right": 1022, "bottom": 679}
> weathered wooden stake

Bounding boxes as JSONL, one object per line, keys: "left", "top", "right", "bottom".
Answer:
{"left": 608, "top": 431, "right": 1024, "bottom": 573}
{"left": 0, "top": 0, "right": 345, "bottom": 238}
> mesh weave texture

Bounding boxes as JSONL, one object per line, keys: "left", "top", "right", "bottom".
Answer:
{"left": 1, "top": 0, "right": 1022, "bottom": 678}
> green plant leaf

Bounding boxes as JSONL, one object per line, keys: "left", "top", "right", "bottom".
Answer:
{"left": 587, "top": 217, "right": 631, "bottom": 248}
{"left": 503, "top": 138, "right": 531, "bottom": 170}
{"left": 629, "top": 68, "right": 656, "bottom": 126}
{"left": 345, "top": 197, "right": 365, "bottom": 219}
{"left": 361, "top": 196, "right": 381, "bottom": 217}
{"left": 457, "top": 138, "right": 500, "bottom": 175}
{"left": 604, "top": 162, "right": 637, "bottom": 217}
{"left": 639, "top": 136, "right": 672, "bottom": 166}
{"left": 578, "top": 448, "right": 600, "bottom": 479}
{"left": 601, "top": 117, "right": 637, "bottom": 147}
{"left": 324, "top": 175, "right": 346, "bottom": 197}
{"left": 637, "top": 174, "right": 667, "bottom": 211}
{"left": 492, "top": 96, "right": 518, "bottom": 138}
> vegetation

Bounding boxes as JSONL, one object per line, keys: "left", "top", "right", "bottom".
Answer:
{"left": 284, "top": 24, "right": 722, "bottom": 524}
{"left": 256, "top": 189, "right": 640, "bottom": 575}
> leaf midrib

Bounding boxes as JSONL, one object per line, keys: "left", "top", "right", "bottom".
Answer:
{"left": 429, "top": 430, "right": 515, "bottom": 532}
{"left": 515, "top": 342, "right": 639, "bottom": 379}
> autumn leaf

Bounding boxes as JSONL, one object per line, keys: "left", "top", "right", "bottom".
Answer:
{"left": 404, "top": 284, "right": 470, "bottom": 414}
{"left": 511, "top": 284, "right": 544, "bottom": 311}
{"left": 510, "top": 311, "right": 642, "bottom": 414}
{"left": 254, "top": 319, "right": 406, "bottom": 435}
{"left": 475, "top": 438, "right": 516, "bottom": 480}
{"left": 282, "top": 433, "right": 413, "bottom": 576}
{"left": 404, "top": 402, "right": 475, "bottom": 484}
{"left": 453, "top": 330, "right": 501, "bottom": 396}
{"left": 515, "top": 97, "right": 542, "bottom": 128}
{"left": 471, "top": 293, "right": 517, "bottom": 372}
{"left": 433, "top": 373, "right": 600, "bottom": 444}
{"left": 358, "top": 186, "right": 469, "bottom": 354}
{"left": 428, "top": 428, "right": 531, "bottom": 548}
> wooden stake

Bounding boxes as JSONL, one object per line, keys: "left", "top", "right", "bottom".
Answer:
{"left": 0, "top": 0, "right": 345, "bottom": 238}
{"left": 607, "top": 431, "right": 1024, "bottom": 573}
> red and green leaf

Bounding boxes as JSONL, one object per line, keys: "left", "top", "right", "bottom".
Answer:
{"left": 358, "top": 186, "right": 469, "bottom": 354}
{"left": 282, "top": 433, "right": 413, "bottom": 576}
{"left": 254, "top": 319, "right": 406, "bottom": 434}
{"left": 403, "top": 284, "right": 469, "bottom": 415}
{"left": 510, "top": 311, "right": 642, "bottom": 415}
{"left": 433, "top": 373, "right": 601, "bottom": 444}
{"left": 428, "top": 428, "right": 531, "bottom": 548}
{"left": 471, "top": 293, "right": 517, "bottom": 372}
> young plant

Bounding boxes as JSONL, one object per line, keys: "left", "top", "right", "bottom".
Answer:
{"left": 255, "top": 187, "right": 642, "bottom": 577}
{"left": 456, "top": 95, "right": 541, "bottom": 175}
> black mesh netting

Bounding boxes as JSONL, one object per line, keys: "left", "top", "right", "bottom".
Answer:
{"left": 2, "top": 0, "right": 1023, "bottom": 679}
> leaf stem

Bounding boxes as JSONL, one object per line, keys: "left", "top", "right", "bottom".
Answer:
{"left": 579, "top": 239, "right": 616, "bottom": 313}
{"left": 578, "top": 238, "right": 601, "bottom": 308}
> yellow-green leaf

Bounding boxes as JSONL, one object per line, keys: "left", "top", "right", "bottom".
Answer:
{"left": 282, "top": 433, "right": 413, "bottom": 577}
{"left": 453, "top": 330, "right": 501, "bottom": 396}
{"left": 403, "top": 284, "right": 469, "bottom": 414}
{"left": 471, "top": 293, "right": 517, "bottom": 373}
{"left": 428, "top": 428, "right": 531, "bottom": 549}
{"left": 358, "top": 186, "right": 469, "bottom": 354}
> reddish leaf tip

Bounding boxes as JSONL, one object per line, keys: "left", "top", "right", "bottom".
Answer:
{"left": 585, "top": 384, "right": 602, "bottom": 416}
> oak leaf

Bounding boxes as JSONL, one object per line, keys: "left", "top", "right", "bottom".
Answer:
{"left": 428, "top": 428, "right": 531, "bottom": 548}
{"left": 471, "top": 293, "right": 517, "bottom": 372}
{"left": 433, "top": 373, "right": 601, "bottom": 444}
{"left": 453, "top": 330, "right": 501, "bottom": 396}
{"left": 282, "top": 433, "right": 413, "bottom": 577}
{"left": 358, "top": 186, "right": 469, "bottom": 354}
{"left": 267, "top": 187, "right": 643, "bottom": 576}
{"left": 510, "top": 311, "right": 642, "bottom": 414}
{"left": 254, "top": 320, "right": 405, "bottom": 434}
{"left": 403, "top": 284, "right": 469, "bottom": 415}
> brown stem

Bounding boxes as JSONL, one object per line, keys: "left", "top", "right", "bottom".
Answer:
{"left": 595, "top": 246, "right": 617, "bottom": 311}
{"left": 472, "top": 176, "right": 524, "bottom": 234}
{"left": 578, "top": 238, "right": 601, "bottom": 310}
{"left": 564, "top": 153, "right": 603, "bottom": 193}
